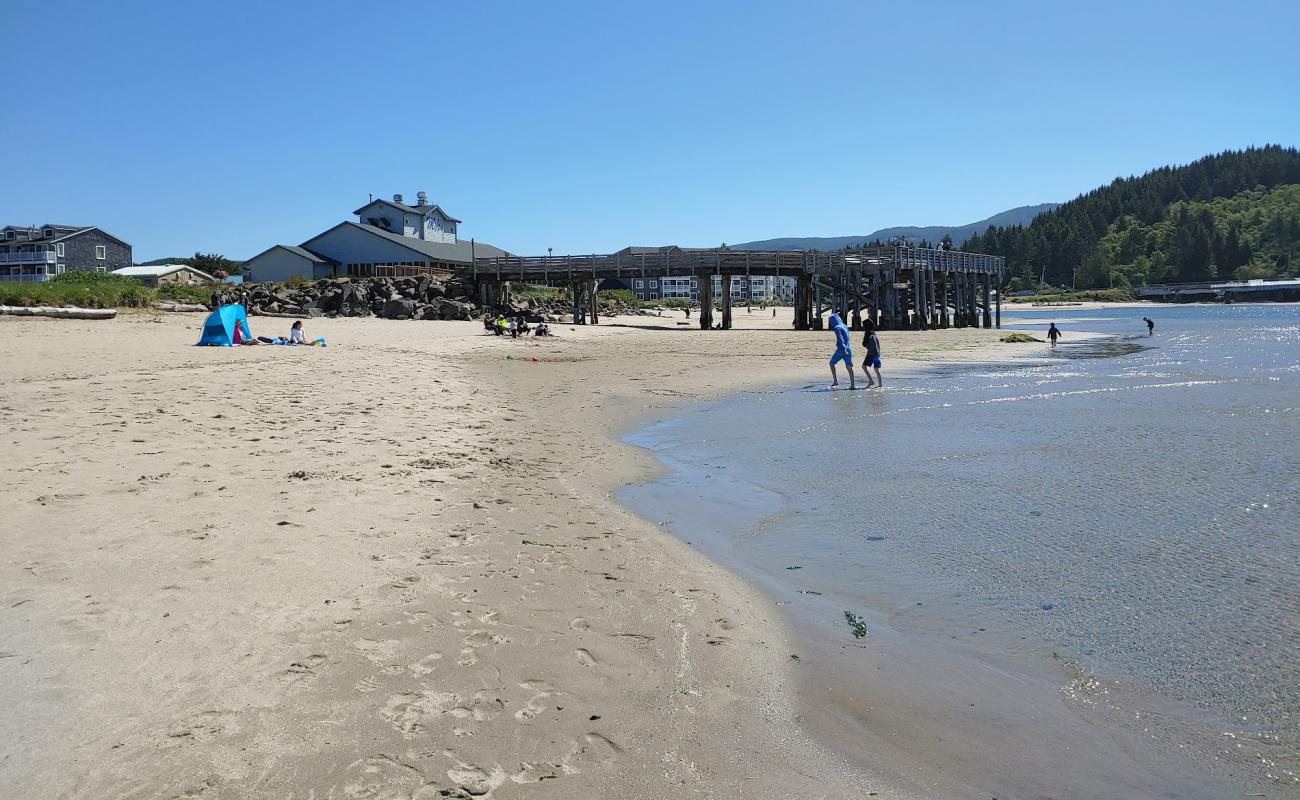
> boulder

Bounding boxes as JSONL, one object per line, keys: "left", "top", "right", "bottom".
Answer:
{"left": 381, "top": 298, "right": 417, "bottom": 319}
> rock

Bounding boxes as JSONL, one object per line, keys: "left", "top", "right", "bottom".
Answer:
{"left": 381, "top": 298, "right": 417, "bottom": 319}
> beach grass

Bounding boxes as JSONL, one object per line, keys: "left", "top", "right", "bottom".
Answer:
{"left": 0, "top": 271, "right": 157, "bottom": 309}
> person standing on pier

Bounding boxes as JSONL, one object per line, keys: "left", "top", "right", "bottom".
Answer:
{"left": 828, "top": 313, "right": 857, "bottom": 389}
{"left": 1144, "top": 317, "right": 1155, "bottom": 336}
{"left": 861, "top": 320, "right": 883, "bottom": 388}
{"left": 1047, "top": 322, "right": 1062, "bottom": 347}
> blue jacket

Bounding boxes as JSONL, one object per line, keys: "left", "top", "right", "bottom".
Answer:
{"left": 829, "top": 313, "right": 851, "bottom": 352}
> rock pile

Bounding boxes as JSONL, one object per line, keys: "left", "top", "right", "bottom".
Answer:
{"left": 209, "top": 276, "right": 650, "bottom": 321}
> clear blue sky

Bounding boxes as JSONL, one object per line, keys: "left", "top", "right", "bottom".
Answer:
{"left": 3, "top": 0, "right": 1297, "bottom": 261}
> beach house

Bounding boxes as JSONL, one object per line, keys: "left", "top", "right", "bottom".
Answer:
{"left": 243, "top": 192, "right": 510, "bottom": 283}
{"left": 601, "top": 246, "right": 793, "bottom": 303}
{"left": 112, "top": 264, "right": 216, "bottom": 287}
{"left": 0, "top": 223, "right": 132, "bottom": 283}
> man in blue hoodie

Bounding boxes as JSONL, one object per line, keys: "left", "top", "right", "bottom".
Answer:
{"left": 828, "top": 313, "right": 857, "bottom": 389}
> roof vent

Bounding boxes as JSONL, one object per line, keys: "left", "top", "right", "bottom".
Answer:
{"left": 416, "top": 191, "right": 428, "bottom": 206}
{"left": 393, "top": 193, "right": 404, "bottom": 204}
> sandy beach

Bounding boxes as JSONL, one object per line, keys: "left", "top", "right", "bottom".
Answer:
{"left": 1, "top": 308, "right": 1043, "bottom": 799}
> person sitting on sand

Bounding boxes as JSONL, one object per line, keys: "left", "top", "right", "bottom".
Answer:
{"left": 1047, "top": 322, "right": 1062, "bottom": 347}
{"left": 861, "top": 320, "right": 883, "bottom": 388}
{"left": 828, "top": 313, "right": 857, "bottom": 389}
{"left": 289, "top": 320, "right": 307, "bottom": 344}
{"left": 534, "top": 322, "right": 551, "bottom": 337}
{"left": 495, "top": 314, "right": 509, "bottom": 336}
{"left": 232, "top": 320, "right": 260, "bottom": 345}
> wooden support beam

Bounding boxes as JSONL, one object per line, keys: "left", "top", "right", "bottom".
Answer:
{"left": 589, "top": 280, "right": 600, "bottom": 325}
{"left": 813, "top": 280, "right": 823, "bottom": 329}
{"left": 982, "top": 273, "right": 993, "bottom": 328}
{"left": 872, "top": 270, "right": 882, "bottom": 327}
{"left": 995, "top": 273, "right": 1002, "bottom": 328}
{"left": 720, "top": 273, "right": 733, "bottom": 330}
{"left": 699, "top": 276, "right": 714, "bottom": 330}
{"left": 930, "top": 269, "right": 941, "bottom": 329}
{"left": 795, "top": 274, "right": 812, "bottom": 330}
{"left": 940, "top": 271, "right": 950, "bottom": 328}
{"left": 851, "top": 268, "right": 862, "bottom": 330}
{"left": 917, "top": 269, "right": 928, "bottom": 330}
{"left": 953, "top": 272, "right": 965, "bottom": 328}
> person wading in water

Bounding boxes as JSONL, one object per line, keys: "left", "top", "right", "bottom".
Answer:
{"left": 1047, "top": 322, "right": 1062, "bottom": 347}
{"left": 827, "top": 313, "right": 857, "bottom": 389}
{"left": 861, "top": 320, "right": 883, "bottom": 388}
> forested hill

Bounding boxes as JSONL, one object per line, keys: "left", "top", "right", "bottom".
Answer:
{"left": 962, "top": 146, "right": 1300, "bottom": 290}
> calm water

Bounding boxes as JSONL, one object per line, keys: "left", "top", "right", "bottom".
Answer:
{"left": 622, "top": 304, "right": 1300, "bottom": 791}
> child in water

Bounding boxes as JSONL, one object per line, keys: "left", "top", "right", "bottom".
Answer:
{"left": 861, "top": 321, "right": 883, "bottom": 388}
{"left": 828, "top": 313, "right": 857, "bottom": 389}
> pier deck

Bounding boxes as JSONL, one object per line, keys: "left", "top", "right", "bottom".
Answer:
{"left": 469, "top": 245, "right": 1005, "bottom": 331}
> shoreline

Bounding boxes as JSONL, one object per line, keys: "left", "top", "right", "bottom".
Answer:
{"left": 613, "top": 342, "right": 1263, "bottom": 799}
{"left": 0, "top": 308, "right": 1133, "bottom": 798}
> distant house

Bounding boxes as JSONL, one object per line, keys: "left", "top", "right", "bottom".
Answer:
{"left": 0, "top": 224, "right": 132, "bottom": 283}
{"left": 245, "top": 191, "right": 510, "bottom": 283}
{"left": 599, "top": 245, "right": 792, "bottom": 303}
{"left": 113, "top": 264, "right": 215, "bottom": 287}
{"left": 243, "top": 245, "right": 337, "bottom": 283}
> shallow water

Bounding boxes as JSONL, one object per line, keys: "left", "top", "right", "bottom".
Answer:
{"left": 622, "top": 304, "right": 1300, "bottom": 793}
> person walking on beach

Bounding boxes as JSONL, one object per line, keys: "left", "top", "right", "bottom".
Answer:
{"left": 1144, "top": 317, "right": 1155, "bottom": 336}
{"left": 1047, "top": 322, "right": 1062, "bottom": 347}
{"left": 861, "top": 320, "right": 883, "bottom": 388}
{"left": 828, "top": 313, "right": 857, "bottom": 389}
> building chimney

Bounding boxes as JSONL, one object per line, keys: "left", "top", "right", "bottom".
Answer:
{"left": 393, "top": 193, "right": 404, "bottom": 204}
{"left": 416, "top": 191, "right": 428, "bottom": 206}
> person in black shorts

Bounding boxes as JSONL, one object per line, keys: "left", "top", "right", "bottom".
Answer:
{"left": 1047, "top": 322, "right": 1062, "bottom": 347}
{"left": 1143, "top": 317, "right": 1154, "bottom": 336}
{"left": 861, "top": 320, "right": 883, "bottom": 388}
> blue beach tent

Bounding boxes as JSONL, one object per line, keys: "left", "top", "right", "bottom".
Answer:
{"left": 197, "top": 304, "right": 252, "bottom": 346}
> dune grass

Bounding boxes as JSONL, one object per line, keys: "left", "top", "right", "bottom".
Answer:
{"left": 0, "top": 270, "right": 208, "bottom": 309}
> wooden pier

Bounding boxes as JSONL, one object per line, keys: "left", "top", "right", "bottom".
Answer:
{"left": 469, "top": 245, "right": 1005, "bottom": 331}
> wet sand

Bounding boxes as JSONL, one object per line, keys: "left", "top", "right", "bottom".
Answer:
{"left": 1, "top": 308, "right": 1040, "bottom": 798}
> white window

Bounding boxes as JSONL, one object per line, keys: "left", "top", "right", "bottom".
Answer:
{"left": 635, "top": 279, "right": 644, "bottom": 289}
{"left": 649, "top": 280, "right": 658, "bottom": 288}
{"left": 95, "top": 245, "right": 107, "bottom": 260}
{"left": 56, "top": 242, "right": 64, "bottom": 257}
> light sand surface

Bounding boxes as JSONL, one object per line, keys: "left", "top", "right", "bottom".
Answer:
{"left": 1, "top": 308, "right": 1037, "bottom": 799}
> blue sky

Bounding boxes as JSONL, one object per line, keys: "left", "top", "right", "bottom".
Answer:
{"left": 3, "top": 0, "right": 1297, "bottom": 261}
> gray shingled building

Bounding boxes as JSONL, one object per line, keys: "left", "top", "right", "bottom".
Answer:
{"left": 243, "top": 192, "right": 510, "bottom": 283}
{"left": 0, "top": 224, "right": 132, "bottom": 283}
